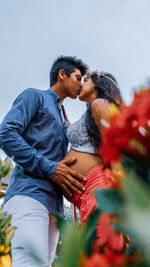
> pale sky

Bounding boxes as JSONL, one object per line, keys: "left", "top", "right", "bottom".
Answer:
{"left": 0, "top": 0, "right": 150, "bottom": 159}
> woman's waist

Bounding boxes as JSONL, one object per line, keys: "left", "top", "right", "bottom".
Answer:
{"left": 72, "top": 164, "right": 114, "bottom": 215}
{"left": 64, "top": 149, "right": 102, "bottom": 176}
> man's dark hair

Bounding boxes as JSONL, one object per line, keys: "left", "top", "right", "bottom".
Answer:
{"left": 50, "top": 56, "right": 88, "bottom": 86}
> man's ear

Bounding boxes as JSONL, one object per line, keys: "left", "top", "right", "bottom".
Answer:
{"left": 58, "top": 69, "right": 68, "bottom": 81}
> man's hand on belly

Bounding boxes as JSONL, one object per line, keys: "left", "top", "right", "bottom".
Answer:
{"left": 51, "top": 158, "right": 86, "bottom": 198}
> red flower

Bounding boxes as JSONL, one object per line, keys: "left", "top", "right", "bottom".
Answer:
{"left": 95, "top": 213, "right": 124, "bottom": 251}
{"left": 100, "top": 72, "right": 105, "bottom": 77}
{"left": 81, "top": 247, "right": 129, "bottom": 267}
{"left": 100, "top": 87, "right": 150, "bottom": 164}
{"left": 81, "top": 252, "right": 109, "bottom": 267}
{"left": 104, "top": 247, "right": 129, "bottom": 265}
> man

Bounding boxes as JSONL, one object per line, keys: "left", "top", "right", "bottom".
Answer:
{"left": 0, "top": 56, "right": 88, "bottom": 266}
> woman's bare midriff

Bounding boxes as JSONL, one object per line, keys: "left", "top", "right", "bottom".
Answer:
{"left": 64, "top": 149, "right": 102, "bottom": 177}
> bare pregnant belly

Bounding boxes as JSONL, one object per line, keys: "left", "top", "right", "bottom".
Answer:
{"left": 64, "top": 149, "right": 102, "bottom": 177}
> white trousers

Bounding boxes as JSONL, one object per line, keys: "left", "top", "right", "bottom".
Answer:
{"left": 4, "top": 195, "right": 59, "bottom": 267}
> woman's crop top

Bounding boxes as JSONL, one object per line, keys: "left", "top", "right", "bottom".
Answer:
{"left": 67, "top": 112, "right": 96, "bottom": 154}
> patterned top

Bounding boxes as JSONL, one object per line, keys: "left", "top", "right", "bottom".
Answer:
{"left": 67, "top": 112, "right": 96, "bottom": 154}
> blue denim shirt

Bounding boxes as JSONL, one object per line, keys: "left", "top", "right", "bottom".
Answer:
{"left": 0, "top": 88, "right": 69, "bottom": 215}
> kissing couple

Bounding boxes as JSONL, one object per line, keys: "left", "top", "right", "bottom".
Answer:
{"left": 0, "top": 55, "right": 123, "bottom": 267}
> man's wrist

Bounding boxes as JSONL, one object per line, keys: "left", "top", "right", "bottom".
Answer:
{"left": 41, "top": 159, "right": 57, "bottom": 178}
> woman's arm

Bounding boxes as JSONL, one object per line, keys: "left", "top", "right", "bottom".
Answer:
{"left": 91, "top": 99, "right": 110, "bottom": 134}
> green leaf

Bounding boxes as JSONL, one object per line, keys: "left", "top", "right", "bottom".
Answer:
{"left": 4, "top": 226, "right": 16, "bottom": 246}
{"left": 122, "top": 153, "right": 150, "bottom": 183}
{"left": 0, "top": 160, "right": 11, "bottom": 179}
{"left": 60, "top": 224, "right": 82, "bottom": 267}
{"left": 81, "top": 209, "right": 100, "bottom": 255}
{"left": 0, "top": 191, "right": 5, "bottom": 198}
{"left": 112, "top": 166, "right": 150, "bottom": 264}
{"left": 122, "top": 170, "right": 150, "bottom": 209}
{"left": 55, "top": 213, "right": 69, "bottom": 241}
{"left": 0, "top": 215, "right": 12, "bottom": 232}
{"left": 0, "top": 185, "right": 7, "bottom": 190}
{"left": 129, "top": 139, "right": 147, "bottom": 155}
{"left": 94, "top": 188, "right": 123, "bottom": 214}
{"left": 56, "top": 213, "right": 67, "bottom": 231}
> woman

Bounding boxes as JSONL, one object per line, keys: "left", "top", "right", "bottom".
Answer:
{"left": 64, "top": 71, "right": 123, "bottom": 248}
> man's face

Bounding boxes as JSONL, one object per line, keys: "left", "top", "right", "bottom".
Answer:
{"left": 65, "top": 68, "right": 82, "bottom": 99}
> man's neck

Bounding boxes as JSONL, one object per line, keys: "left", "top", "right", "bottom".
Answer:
{"left": 51, "top": 84, "right": 66, "bottom": 101}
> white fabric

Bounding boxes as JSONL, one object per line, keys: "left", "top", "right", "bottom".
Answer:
{"left": 4, "top": 195, "right": 59, "bottom": 267}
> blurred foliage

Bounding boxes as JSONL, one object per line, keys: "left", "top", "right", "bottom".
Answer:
{"left": 55, "top": 209, "right": 100, "bottom": 267}
{"left": 0, "top": 159, "right": 11, "bottom": 180}
{"left": 0, "top": 158, "right": 15, "bottom": 267}
{"left": 53, "top": 87, "right": 150, "bottom": 267}
{"left": 0, "top": 158, "right": 11, "bottom": 198}
{"left": 0, "top": 209, "right": 16, "bottom": 267}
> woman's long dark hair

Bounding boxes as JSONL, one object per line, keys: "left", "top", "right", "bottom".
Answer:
{"left": 85, "top": 72, "right": 122, "bottom": 151}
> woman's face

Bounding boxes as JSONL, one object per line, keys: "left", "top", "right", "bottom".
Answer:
{"left": 79, "top": 77, "right": 97, "bottom": 102}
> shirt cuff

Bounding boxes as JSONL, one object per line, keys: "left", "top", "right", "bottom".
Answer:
{"left": 41, "top": 159, "right": 57, "bottom": 178}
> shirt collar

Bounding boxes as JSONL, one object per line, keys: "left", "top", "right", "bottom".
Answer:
{"left": 46, "top": 88, "right": 60, "bottom": 103}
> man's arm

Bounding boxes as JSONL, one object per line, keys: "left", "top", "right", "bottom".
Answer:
{"left": 0, "top": 89, "right": 85, "bottom": 196}
{"left": 0, "top": 88, "right": 56, "bottom": 178}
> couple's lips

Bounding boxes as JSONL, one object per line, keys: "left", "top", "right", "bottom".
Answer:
{"left": 78, "top": 87, "right": 82, "bottom": 95}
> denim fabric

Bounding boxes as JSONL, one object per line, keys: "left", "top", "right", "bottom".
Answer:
{"left": 0, "top": 88, "right": 69, "bottom": 215}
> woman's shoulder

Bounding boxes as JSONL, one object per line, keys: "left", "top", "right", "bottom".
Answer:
{"left": 91, "top": 98, "right": 110, "bottom": 113}
{"left": 91, "top": 98, "right": 111, "bottom": 132}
